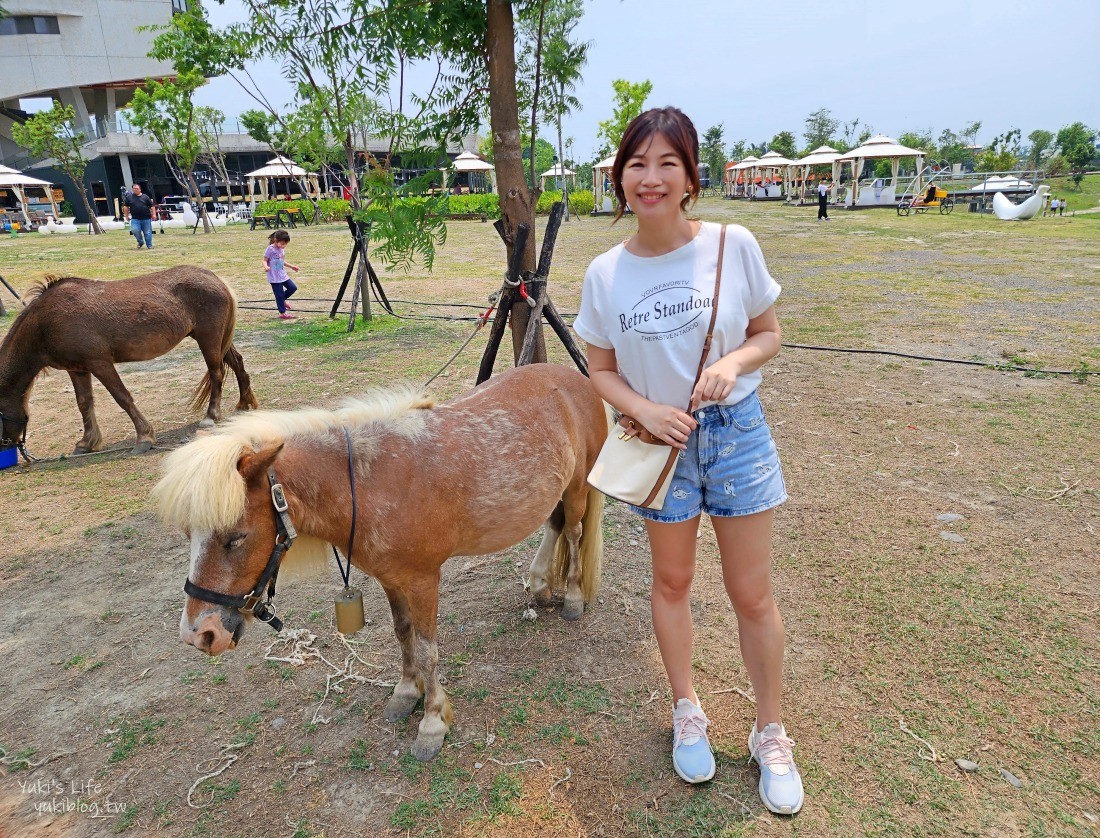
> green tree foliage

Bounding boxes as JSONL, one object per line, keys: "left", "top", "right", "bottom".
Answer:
{"left": 803, "top": 108, "right": 838, "bottom": 151}
{"left": 898, "top": 130, "right": 934, "bottom": 154}
{"left": 1026, "top": 129, "right": 1054, "bottom": 168}
{"left": 976, "top": 129, "right": 1021, "bottom": 173}
{"left": 523, "top": 138, "right": 557, "bottom": 182}
{"left": 11, "top": 103, "right": 103, "bottom": 233}
{"left": 769, "top": 131, "right": 797, "bottom": 159}
{"left": 1056, "top": 122, "right": 1096, "bottom": 187}
{"left": 596, "top": 79, "right": 653, "bottom": 157}
{"left": 700, "top": 124, "right": 726, "bottom": 190}
{"left": 728, "top": 139, "right": 748, "bottom": 161}
{"left": 529, "top": 0, "right": 588, "bottom": 218}
{"left": 127, "top": 69, "right": 215, "bottom": 231}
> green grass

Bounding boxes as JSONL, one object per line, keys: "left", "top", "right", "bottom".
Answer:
{"left": 102, "top": 717, "right": 167, "bottom": 763}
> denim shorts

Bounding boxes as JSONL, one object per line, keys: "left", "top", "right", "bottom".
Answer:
{"left": 630, "top": 391, "right": 788, "bottom": 524}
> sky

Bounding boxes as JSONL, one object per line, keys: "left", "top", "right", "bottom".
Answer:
{"left": 197, "top": 0, "right": 1100, "bottom": 161}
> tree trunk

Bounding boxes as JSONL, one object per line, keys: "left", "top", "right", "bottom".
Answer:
{"left": 486, "top": 0, "right": 545, "bottom": 364}
{"left": 187, "top": 172, "right": 212, "bottom": 233}
{"left": 557, "top": 103, "right": 569, "bottom": 222}
{"left": 71, "top": 173, "right": 103, "bottom": 234}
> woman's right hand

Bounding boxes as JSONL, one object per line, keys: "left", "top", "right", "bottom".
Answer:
{"left": 635, "top": 402, "right": 697, "bottom": 449}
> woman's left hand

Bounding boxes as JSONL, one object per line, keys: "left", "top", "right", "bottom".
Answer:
{"left": 691, "top": 356, "right": 742, "bottom": 409}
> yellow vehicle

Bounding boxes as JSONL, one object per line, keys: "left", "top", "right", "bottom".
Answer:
{"left": 897, "top": 185, "right": 954, "bottom": 215}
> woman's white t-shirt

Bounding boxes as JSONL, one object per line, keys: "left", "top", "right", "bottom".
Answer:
{"left": 573, "top": 221, "right": 780, "bottom": 409}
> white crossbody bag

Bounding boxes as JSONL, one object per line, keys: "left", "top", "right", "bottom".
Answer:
{"left": 587, "top": 226, "right": 727, "bottom": 509}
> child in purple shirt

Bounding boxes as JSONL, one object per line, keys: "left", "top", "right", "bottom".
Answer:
{"left": 263, "top": 230, "right": 300, "bottom": 319}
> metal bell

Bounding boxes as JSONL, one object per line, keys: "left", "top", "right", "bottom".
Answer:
{"left": 334, "top": 586, "right": 365, "bottom": 635}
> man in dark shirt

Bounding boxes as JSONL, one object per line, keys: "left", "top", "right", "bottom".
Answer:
{"left": 123, "top": 184, "right": 155, "bottom": 250}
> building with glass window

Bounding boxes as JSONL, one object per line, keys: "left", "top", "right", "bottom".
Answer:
{"left": 1, "top": 1, "right": 481, "bottom": 222}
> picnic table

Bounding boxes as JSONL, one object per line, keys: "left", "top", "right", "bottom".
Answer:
{"left": 250, "top": 208, "right": 302, "bottom": 230}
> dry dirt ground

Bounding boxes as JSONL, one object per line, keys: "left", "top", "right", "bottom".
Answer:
{"left": 0, "top": 198, "right": 1097, "bottom": 837}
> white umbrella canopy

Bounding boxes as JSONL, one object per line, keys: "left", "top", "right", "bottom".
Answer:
{"left": 838, "top": 136, "right": 925, "bottom": 160}
{"left": 540, "top": 164, "right": 575, "bottom": 177}
{"left": 244, "top": 155, "right": 311, "bottom": 178}
{"left": 451, "top": 151, "right": 495, "bottom": 172}
{"left": 794, "top": 146, "right": 841, "bottom": 166}
{"left": 593, "top": 155, "right": 616, "bottom": 171}
{"left": 0, "top": 171, "right": 53, "bottom": 187}
{"left": 757, "top": 151, "right": 796, "bottom": 167}
{"left": 730, "top": 156, "right": 760, "bottom": 171}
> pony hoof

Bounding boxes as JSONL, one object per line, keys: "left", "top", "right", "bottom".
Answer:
{"left": 561, "top": 600, "right": 585, "bottom": 621}
{"left": 198, "top": 417, "right": 216, "bottom": 428}
{"left": 382, "top": 693, "right": 421, "bottom": 723}
{"left": 409, "top": 735, "right": 445, "bottom": 762}
{"left": 132, "top": 441, "right": 153, "bottom": 455}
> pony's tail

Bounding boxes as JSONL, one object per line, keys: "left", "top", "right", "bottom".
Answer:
{"left": 551, "top": 485, "right": 605, "bottom": 602}
{"left": 189, "top": 285, "right": 239, "bottom": 413}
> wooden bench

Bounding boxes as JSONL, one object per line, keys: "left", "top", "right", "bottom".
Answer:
{"left": 250, "top": 214, "right": 277, "bottom": 230}
{"left": 282, "top": 207, "right": 308, "bottom": 227}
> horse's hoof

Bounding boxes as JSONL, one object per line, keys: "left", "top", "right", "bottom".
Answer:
{"left": 382, "top": 692, "right": 421, "bottom": 723}
{"left": 198, "top": 417, "right": 216, "bottom": 428}
{"left": 132, "top": 441, "right": 153, "bottom": 455}
{"left": 561, "top": 599, "right": 584, "bottom": 621}
{"left": 409, "top": 734, "right": 444, "bottom": 762}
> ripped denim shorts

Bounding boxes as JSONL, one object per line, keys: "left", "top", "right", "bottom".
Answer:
{"left": 630, "top": 390, "right": 788, "bottom": 524}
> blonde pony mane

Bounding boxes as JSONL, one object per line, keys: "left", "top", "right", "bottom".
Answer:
{"left": 152, "top": 386, "right": 435, "bottom": 536}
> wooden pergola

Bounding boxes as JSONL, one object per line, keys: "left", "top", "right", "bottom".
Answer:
{"left": 0, "top": 165, "right": 59, "bottom": 227}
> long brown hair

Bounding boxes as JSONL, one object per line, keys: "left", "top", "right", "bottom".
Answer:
{"left": 611, "top": 107, "right": 701, "bottom": 222}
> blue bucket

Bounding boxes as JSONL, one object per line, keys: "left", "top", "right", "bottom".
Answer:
{"left": 0, "top": 446, "right": 17, "bottom": 470}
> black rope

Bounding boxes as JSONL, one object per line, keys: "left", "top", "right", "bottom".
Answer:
{"left": 331, "top": 426, "right": 357, "bottom": 588}
{"left": 780, "top": 343, "right": 1099, "bottom": 377}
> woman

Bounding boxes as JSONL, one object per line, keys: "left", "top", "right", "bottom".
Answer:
{"left": 573, "top": 107, "right": 803, "bottom": 815}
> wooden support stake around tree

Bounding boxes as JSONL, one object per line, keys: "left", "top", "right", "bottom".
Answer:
{"left": 476, "top": 221, "right": 530, "bottom": 384}
{"left": 330, "top": 217, "right": 390, "bottom": 331}
{"left": 477, "top": 201, "right": 588, "bottom": 382}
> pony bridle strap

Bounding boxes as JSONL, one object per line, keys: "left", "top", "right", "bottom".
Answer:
{"left": 183, "top": 468, "right": 296, "bottom": 633}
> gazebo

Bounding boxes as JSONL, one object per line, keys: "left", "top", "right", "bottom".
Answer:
{"left": 243, "top": 156, "right": 320, "bottom": 204}
{"left": 753, "top": 151, "right": 796, "bottom": 199}
{"left": 790, "top": 146, "right": 842, "bottom": 204}
{"left": 0, "top": 165, "right": 59, "bottom": 226}
{"left": 448, "top": 151, "right": 495, "bottom": 193}
{"left": 592, "top": 155, "right": 617, "bottom": 213}
{"left": 727, "top": 156, "right": 759, "bottom": 199}
{"left": 539, "top": 163, "right": 576, "bottom": 192}
{"left": 837, "top": 136, "right": 925, "bottom": 207}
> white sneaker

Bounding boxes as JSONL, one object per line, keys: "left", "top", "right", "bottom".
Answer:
{"left": 671, "top": 698, "right": 715, "bottom": 783}
{"left": 748, "top": 721, "right": 804, "bottom": 814}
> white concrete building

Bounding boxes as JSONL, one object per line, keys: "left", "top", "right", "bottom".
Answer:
{"left": 0, "top": 0, "right": 181, "bottom": 163}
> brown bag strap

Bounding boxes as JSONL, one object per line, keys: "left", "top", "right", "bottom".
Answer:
{"left": 687, "top": 224, "right": 726, "bottom": 408}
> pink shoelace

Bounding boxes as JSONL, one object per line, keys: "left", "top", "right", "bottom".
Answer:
{"left": 755, "top": 729, "right": 796, "bottom": 770}
{"left": 674, "top": 710, "right": 709, "bottom": 746}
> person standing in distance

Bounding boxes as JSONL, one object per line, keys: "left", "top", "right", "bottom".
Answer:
{"left": 817, "top": 177, "right": 830, "bottom": 221}
{"left": 124, "top": 184, "right": 155, "bottom": 249}
{"left": 573, "top": 107, "right": 803, "bottom": 815}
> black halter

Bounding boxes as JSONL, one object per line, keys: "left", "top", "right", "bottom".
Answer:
{"left": 0, "top": 410, "right": 32, "bottom": 462}
{"left": 183, "top": 468, "right": 296, "bottom": 633}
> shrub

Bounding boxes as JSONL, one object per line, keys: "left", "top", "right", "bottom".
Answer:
{"left": 536, "top": 189, "right": 594, "bottom": 216}
{"left": 443, "top": 192, "right": 501, "bottom": 218}
{"left": 254, "top": 198, "right": 351, "bottom": 224}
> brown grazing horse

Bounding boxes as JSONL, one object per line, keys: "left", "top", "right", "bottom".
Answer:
{"left": 0, "top": 266, "right": 258, "bottom": 455}
{"left": 153, "top": 364, "right": 607, "bottom": 761}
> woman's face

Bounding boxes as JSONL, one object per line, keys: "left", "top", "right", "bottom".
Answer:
{"left": 620, "top": 132, "right": 691, "bottom": 224}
